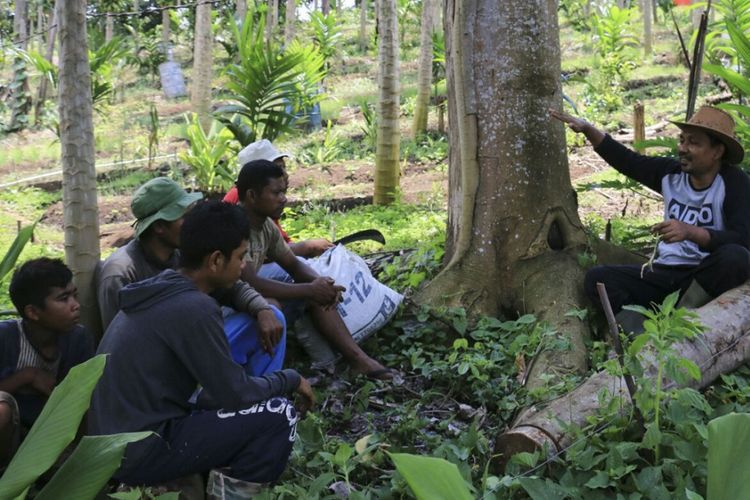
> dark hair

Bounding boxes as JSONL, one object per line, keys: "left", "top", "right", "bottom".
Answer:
{"left": 9, "top": 258, "right": 73, "bottom": 318}
{"left": 236, "top": 160, "right": 285, "bottom": 202}
{"left": 179, "top": 200, "right": 250, "bottom": 269}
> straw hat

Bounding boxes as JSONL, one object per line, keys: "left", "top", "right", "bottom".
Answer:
{"left": 670, "top": 106, "right": 745, "bottom": 164}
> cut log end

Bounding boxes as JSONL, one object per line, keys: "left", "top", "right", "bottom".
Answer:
{"left": 493, "top": 425, "right": 559, "bottom": 473}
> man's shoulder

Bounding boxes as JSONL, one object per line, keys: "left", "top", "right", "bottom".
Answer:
{"left": 720, "top": 163, "right": 750, "bottom": 184}
{"left": 0, "top": 319, "right": 19, "bottom": 339}
{"left": 99, "top": 240, "right": 141, "bottom": 276}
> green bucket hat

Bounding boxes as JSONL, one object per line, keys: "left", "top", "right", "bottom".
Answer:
{"left": 131, "top": 177, "right": 203, "bottom": 238}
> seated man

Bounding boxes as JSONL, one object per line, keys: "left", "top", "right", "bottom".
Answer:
{"left": 97, "top": 177, "right": 285, "bottom": 376}
{"left": 551, "top": 106, "right": 750, "bottom": 318}
{"left": 223, "top": 139, "right": 334, "bottom": 259}
{"left": 89, "top": 201, "right": 314, "bottom": 491}
{"left": 0, "top": 258, "right": 95, "bottom": 468}
{"left": 236, "top": 159, "right": 393, "bottom": 380}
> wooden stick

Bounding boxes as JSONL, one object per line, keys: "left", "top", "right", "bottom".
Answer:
{"left": 596, "top": 282, "right": 644, "bottom": 430}
{"left": 634, "top": 102, "right": 645, "bottom": 153}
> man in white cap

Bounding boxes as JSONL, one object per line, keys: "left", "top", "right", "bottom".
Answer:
{"left": 97, "top": 177, "right": 286, "bottom": 376}
{"left": 224, "top": 139, "right": 334, "bottom": 258}
{"left": 552, "top": 105, "right": 750, "bottom": 321}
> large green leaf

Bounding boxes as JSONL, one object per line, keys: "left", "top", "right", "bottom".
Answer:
{"left": 707, "top": 413, "right": 750, "bottom": 500}
{"left": 0, "top": 222, "right": 37, "bottom": 283}
{"left": 704, "top": 63, "right": 750, "bottom": 95}
{"left": 36, "top": 432, "right": 152, "bottom": 500}
{"left": 0, "top": 355, "right": 107, "bottom": 499}
{"left": 388, "top": 452, "right": 473, "bottom": 500}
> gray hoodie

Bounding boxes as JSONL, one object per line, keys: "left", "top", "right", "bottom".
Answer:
{"left": 88, "top": 269, "right": 300, "bottom": 445}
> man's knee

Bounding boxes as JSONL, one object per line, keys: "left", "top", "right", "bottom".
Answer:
{"left": 711, "top": 244, "right": 750, "bottom": 276}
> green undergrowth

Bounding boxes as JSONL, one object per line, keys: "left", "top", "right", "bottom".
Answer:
{"left": 282, "top": 202, "right": 445, "bottom": 254}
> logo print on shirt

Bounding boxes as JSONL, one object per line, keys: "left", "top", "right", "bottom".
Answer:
{"left": 667, "top": 200, "right": 714, "bottom": 227}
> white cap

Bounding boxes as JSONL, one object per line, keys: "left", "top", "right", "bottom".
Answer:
{"left": 237, "top": 139, "right": 292, "bottom": 166}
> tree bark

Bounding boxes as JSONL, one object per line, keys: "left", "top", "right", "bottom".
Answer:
{"left": 641, "top": 0, "right": 652, "bottom": 56}
{"left": 14, "top": 0, "right": 28, "bottom": 50}
{"left": 9, "top": 0, "right": 31, "bottom": 131}
{"left": 432, "top": 0, "right": 442, "bottom": 32}
{"left": 35, "top": 4, "right": 58, "bottom": 126}
{"left": 496, "top": 283, "right": 750, "bottom": 466}
{"left": 284, "top": 0, "right": 296, "bottom": 45}
{"left": 359, "top": 0, "right": 368, "bottom": 51}
{"left": 411, "top": 0, "right": 433, "bottom": 137}
{"left": 322, "top": 0, "right": 330, "bottom": 15}
{"left": 191, "top": 0, "right": 213, "bottom": 132}
{"left": 162, "top": 6, "right": 171, "bottom": 49}
{"left": 416, "top": 0, "right": 591, "bottom": 386}
{"left": 237, "top": 0, "right": 248, "bottom": 23}
{"left": 105, "top": 13, "right": 114, "bottom": 42}
{"left": 266, "top": 0, "right": 278, "bottom": 43}
{"left": 373, "top": 0, "right": 400, "bottom": 205}
{"left": 58, "top": 0, "right": 101, "bottom": 334}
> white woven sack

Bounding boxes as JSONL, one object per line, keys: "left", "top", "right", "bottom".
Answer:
{"left": 309, "top": 245, "right": 403, "bottom": 343}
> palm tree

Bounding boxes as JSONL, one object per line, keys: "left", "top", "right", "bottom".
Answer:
{"left": 58, "top": 0, "right": 101, "bottom": 333}
{"left": 284, "top": 0, "right": 296, "bottom": 45}
{"left": 192, "top": 0, "right": 213, "bottom": 131}
{"left": 373, "top": 0, "right": 400, "bottom": 204}
{"left": 411, "top": 0, "right": 434, "bottom": 137}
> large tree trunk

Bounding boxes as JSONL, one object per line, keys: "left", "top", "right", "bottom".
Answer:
{"left": 496, "top": 283, "right": 750, "bottom": 466}
{"left": 35, "top": 4, "right": 58, "bottom": 126}
{"left": 411, "top": 0, "right": 433, "bottom": 137}
{"left": 191, "top": 0, "right": 213, "bottom": 132}
{"left": 322, "top": 0, "right": 330, "bottom": 15}
{"left": 416, "top": 0, "right": 590, "bottom": 386}
{"left": 58, "top": 0, "right": 101, "bottom": 334}
{"left": 373, "top": 0, "right": 400, "bottom": 205}
{"left": 641, "top": 0, "right": 652, "bottom": 56}
{"left": 284, "top": 0, "right": 296, "bottom": 45}
{"left": 359, "top": 0, "right": 368, "bottom": 51}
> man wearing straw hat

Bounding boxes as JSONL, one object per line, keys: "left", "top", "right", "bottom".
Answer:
{"left": 552, "top": 105, "right": 750, "bottom": 320}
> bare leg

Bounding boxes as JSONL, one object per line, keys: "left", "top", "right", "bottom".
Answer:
{"left": 0, "top": 402, "right": 19, "bottom": 467}
{"left": 307, "top": 304, "right": 392, "bottom": 379}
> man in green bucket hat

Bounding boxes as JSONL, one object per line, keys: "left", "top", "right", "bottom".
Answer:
{"left": 97, "top": 177, "right": 286, "bottom": 377}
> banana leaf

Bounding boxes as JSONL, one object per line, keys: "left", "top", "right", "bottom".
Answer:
{"left": 0, "top": 355, "right": 106, "bottom": 499}
{"left": 707, "top": 413, "right": 750, "bottom": 500}
{"left": 36, "top": 432, "right": 152, "bottom": 500}
{"left": 388, "top": 452, "right": 473, "bottom": 500}
{"left": 0, "top": 222, "right": 37, "bottom": 284}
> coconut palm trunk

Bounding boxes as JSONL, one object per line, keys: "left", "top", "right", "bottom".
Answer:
{"left": 58, "top": 0, "right": 101, "bottom": 334}
{"left": 373, "top": 0, "right": 400, "bottom": 205}
{"left": 359, "top": 0, "right": 368, "bottom": 51}
{"left": 284, "top": 0, "right": 296, "bottom": 44}
{"left": 191, "top": 0, "right": 213, "bottom": 131}
{"left": 411, "top": 0, "right": 433, "bottom": 137}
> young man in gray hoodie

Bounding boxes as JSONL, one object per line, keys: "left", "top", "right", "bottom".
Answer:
{"left": 89, "top": 201, "right": 314, "bottom": 491}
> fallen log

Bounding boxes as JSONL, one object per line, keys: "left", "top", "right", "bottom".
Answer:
{"left": 495, "top": 282, "right": 750, "bottom": 467}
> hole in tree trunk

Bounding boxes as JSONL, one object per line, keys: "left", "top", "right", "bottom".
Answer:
{"left": 547, "top": 219, "right": 564, "bottom": 251}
